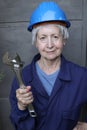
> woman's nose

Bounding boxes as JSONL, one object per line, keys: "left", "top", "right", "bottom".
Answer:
{"left": 47, "top": 37, "right": 54, "bottom": 48}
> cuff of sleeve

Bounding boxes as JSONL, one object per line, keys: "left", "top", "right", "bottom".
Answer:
{"left": 11, "top": 106, "right": 29, "bottom": 124}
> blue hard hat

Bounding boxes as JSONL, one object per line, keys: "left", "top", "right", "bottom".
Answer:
{"left": 28, "top": 1, "right": 71, "bottom": 31}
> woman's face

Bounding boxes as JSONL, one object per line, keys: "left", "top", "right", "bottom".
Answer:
{"left": 35, "top": 25, "right": 65, "bottom": 61}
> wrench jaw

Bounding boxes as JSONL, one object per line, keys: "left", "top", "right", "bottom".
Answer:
{"left": 2, "top": 52, "right": 24, "bottom": 70}
{"left": 2, "top": 52, "right": 25, "bottom": 87}
{"left": 2, "top": 52, "right": 37, "bottom": 117}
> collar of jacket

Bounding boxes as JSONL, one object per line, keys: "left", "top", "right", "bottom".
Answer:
{"left": 22, "top": 54, "right": 72, "bottom": 85}
{"left": 58, "top": 55, "right": 72, "bottom": 81}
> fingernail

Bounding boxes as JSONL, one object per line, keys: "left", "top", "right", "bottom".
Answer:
{"left": 26, "top": 86, "right": 31, "bottom": 92}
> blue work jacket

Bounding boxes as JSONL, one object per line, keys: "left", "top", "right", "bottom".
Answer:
{"left": 10, "top": 54, "right": 87, "bottom": 130}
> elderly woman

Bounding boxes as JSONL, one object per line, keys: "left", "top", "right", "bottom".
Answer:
{"left": 9, "top": 1, "right": 87, "bottom": 130}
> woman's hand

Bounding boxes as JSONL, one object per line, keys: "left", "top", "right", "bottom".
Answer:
{"left": 73, "top": 121, "right": 87, "bottom": 130}
{"left": 16, "top": 86, "right": 34, "bottom": 110}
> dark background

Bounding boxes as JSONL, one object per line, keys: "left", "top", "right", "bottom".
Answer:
{"left": 0, "top": 0, "right": 87, "bottom": 130}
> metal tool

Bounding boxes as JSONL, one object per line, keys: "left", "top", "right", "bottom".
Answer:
{"left": 3, "top": 52, "right": 37, "bottom": 117}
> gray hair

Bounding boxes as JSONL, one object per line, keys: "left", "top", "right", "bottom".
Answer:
{"left": 32, "top": 24, "right": 69, "bottom": 45}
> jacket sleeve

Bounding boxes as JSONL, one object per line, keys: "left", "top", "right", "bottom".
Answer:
{"left": 9, "top": 78, "right": 35, "bottom": 130}
{"left": 80, "top": 69, "right": 87, "bottom": 122}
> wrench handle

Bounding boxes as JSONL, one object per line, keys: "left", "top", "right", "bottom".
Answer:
{"left": 14, "top": 67, "right": 37, "bottom": 117}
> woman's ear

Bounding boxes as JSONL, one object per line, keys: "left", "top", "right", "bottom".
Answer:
{"left": 63, "top": 42, "right": 66, "bottom": 46}
{"left": 63, "top": 39, "right": 66, "bottom": 46}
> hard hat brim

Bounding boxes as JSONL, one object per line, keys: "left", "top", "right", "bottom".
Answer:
{"left": 28, "top": 20, "right": 71, "bottom": 32}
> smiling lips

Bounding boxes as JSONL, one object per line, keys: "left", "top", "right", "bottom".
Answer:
{"left": 46, "top": 50, "right": 56, "bottom": 53}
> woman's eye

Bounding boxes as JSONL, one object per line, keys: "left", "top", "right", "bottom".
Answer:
{"left": 39, "top": 36, "right": 47, "bottom": 42}
{"left": 54, "top": 36, "right": 59, "bottom": 39}
{"left": 40, "top": 37, "right": 46, "bottom": 40}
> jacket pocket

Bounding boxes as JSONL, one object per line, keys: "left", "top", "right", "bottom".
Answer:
{"left": 63, "top": 105, "right": 81, "bottom": 121}
{"left": 60, "top": 106, "right": 81, "bottom": 130}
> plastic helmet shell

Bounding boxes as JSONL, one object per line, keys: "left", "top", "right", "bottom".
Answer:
{"left": 28, "top": 1, "right": 71, "bottom": 31}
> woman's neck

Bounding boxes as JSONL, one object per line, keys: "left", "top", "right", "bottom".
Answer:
{"left": 38, "top": 57, "right": 61, "bottom": 75}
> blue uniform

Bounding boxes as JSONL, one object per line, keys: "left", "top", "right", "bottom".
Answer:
{"left": 9, "top": 54, "right": 87, "bottom": 130}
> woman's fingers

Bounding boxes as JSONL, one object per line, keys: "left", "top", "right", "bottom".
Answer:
{"left": 73, "top": 122, "right": 87, "bottom": 130}
{"left": 16, "top": 86, "right": 34, "bottom": 110}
